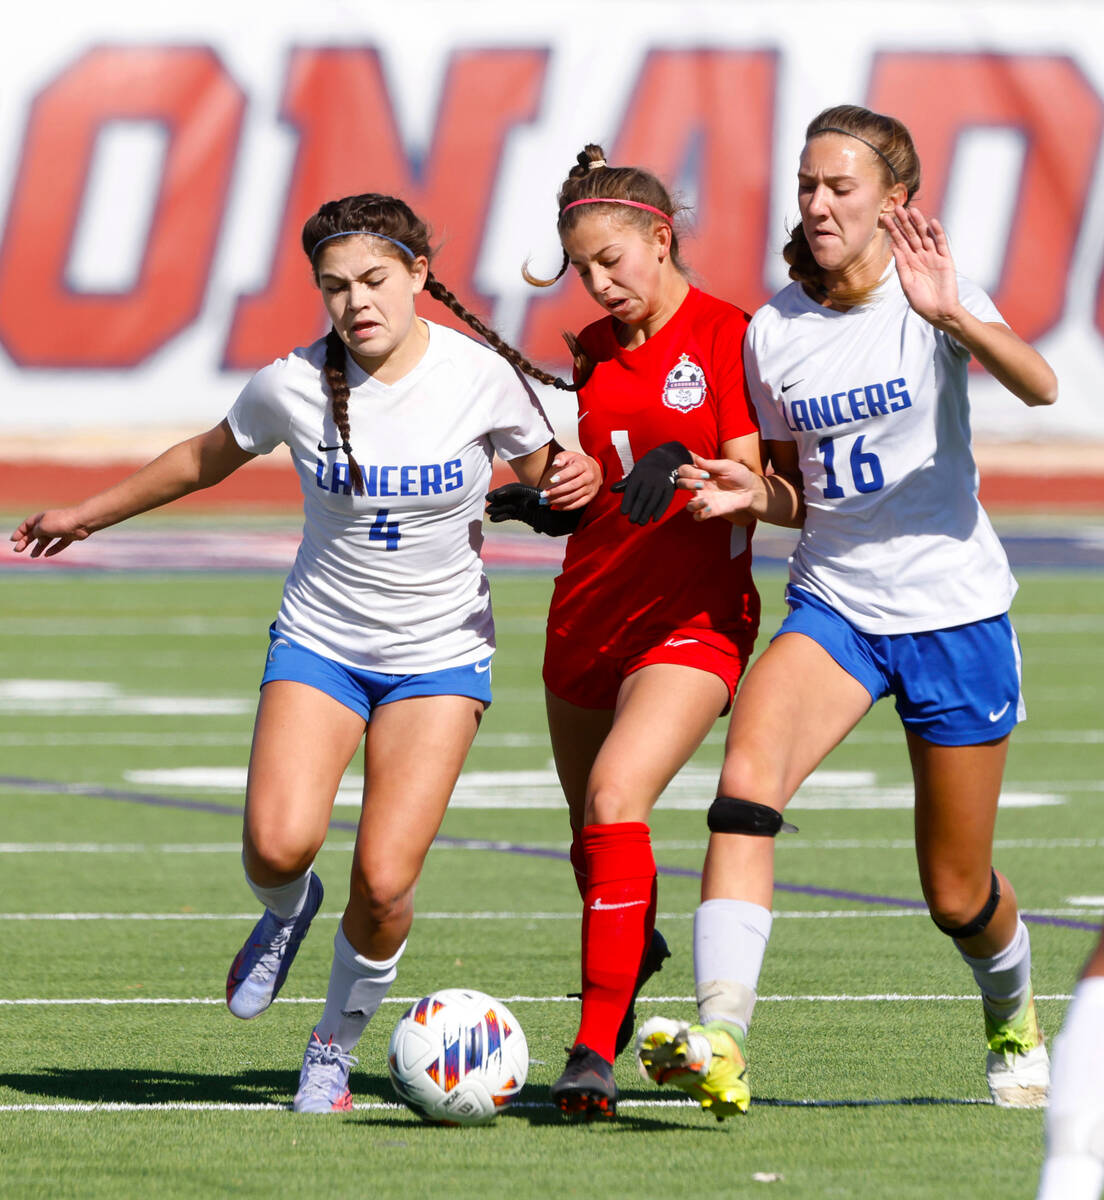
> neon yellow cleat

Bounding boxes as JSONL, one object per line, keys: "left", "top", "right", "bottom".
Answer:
{"left": 985, "top": 992, "right": 1050, "bottom": 1109}
{"left": 636, "top": 1017, "right": 749, "bottom": 1120}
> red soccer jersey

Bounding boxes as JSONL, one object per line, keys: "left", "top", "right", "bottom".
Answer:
{"left": 547, "top": 286, "right": 760, "bottom": 662}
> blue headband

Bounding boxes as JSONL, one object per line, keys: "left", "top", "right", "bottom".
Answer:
{"left": 310, "top": 230, "right": 416, "bottom": 261}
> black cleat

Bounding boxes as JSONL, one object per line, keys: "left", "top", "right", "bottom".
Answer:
{"left": 614, "top": 928, "right": 672, "bottom": 1057}
{"left": 550, "top": 1044, "right": 617, "bottom": 1120}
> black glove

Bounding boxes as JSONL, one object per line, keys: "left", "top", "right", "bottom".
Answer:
{"left": 610, "top": 441, "right": 693, "bottom": 525}
{"left": 485, "top": 483, "right": 583, "bottom": 536}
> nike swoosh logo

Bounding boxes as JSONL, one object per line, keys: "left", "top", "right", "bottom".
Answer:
{"left": 474, "top": 660, "right": 492, "bottom": 674}
{"left": 988, "top": 701, "right": 1012, "bottom": 722}
{"left": 590, "top": 897, "right": 648, "bottom": 911}
{"left": 664, "top": 637, "right": 699, "bottom": 648}
{"left": 780, "top": 380, "right": 803, "bottom": 393}
{"left": 318, "top": 441, "right": 342, "bottom": 452}
{"left": 267, "top": 638, "right": 290, "bottom": 663}
{"left": 577, "top": 410, "right": 589, "bottom": 421}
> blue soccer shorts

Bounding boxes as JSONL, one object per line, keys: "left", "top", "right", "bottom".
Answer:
{"left": 259, "top": 626, "right": 492, "bottom": 722}
{"left": 775, "top": 586, "right": 1025, "bottom": 746}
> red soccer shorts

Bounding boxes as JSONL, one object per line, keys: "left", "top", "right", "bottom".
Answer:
{"left": 543, "top": 625, "right": 755, "bottom": 712}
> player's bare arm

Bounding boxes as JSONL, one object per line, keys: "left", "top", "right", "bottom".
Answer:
{"left": 9, "top": 418, "right": 255, "bottom": 558}
{"left": 677, "top": 436, "right": 804, "bottom": 527}
{"left": 882, "top": 204, "right": 1057, "bottom": 408}
{"left": 510, "top": 441, "right": 601, "bottom": 510}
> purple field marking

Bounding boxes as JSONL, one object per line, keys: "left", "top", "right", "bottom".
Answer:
{"left": 2, "top": 774, "right": 1097, "bottom": 933}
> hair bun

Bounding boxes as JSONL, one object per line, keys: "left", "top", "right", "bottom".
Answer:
{"left": 588, "top": 158, "right": 607, "bottom": 170}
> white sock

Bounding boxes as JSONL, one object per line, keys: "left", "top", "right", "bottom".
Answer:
{"left": 693, "top": 899, "right": 773, "bottom": 1032}
{"left": 1037, "top": 977, "right": 1104, "bottom": 1200}
{"left": 1036, "top": 1156, "right": 1104, "bottom": 1200}
{"left": 243, "top": 858, "right": 313, "bottom": 921}
{"left": 959, "top": 917, "right": 1032, "bottom": 1018}
{"left": 313, "top": 925, "right": 406, "bottom": 1052}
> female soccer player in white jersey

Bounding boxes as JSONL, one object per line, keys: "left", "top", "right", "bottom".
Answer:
{"left": 634, "top": 105, "right": 1059, "bottom": 1118}
{"left": 490, "top": 145, "right": 767, "bottom": 1119}
{"left": 10, "top": 193, "right": 599, "bottom": 1114}
{"left": 1038, "top": 928, "right": 1104, "bottom": 1199}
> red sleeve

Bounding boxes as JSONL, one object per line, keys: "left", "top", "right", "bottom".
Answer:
{"left": 711, "top": 307, "right": 758, "bottom": 443}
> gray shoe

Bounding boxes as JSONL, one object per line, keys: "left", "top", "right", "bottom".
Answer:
{"left": 225, "top": 874, "right": 323, "bottom": 1019}
{"left": 293, "top": 1033, "right": 357, "bottom": 1113}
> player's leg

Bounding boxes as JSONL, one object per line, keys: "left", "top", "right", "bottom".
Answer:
{"left": 638, "top": 630, "right": 873, "bottom": 1117}
{"left": 551, "top": 663, "right": 728, "bottom": 1117}
{"left": 295, "top": 691, "right": 483, "bottom": 1113}
{"left": 1038, "top": 926, "right": 1104, "bottom": 1199}
{"left": 910, "top": 732, "right": 1048, "bottom": 1107}
{"left": 546, "top": 690, "right": 669, "bottom": 1063}
{"left": 227, "top": 678, "right": 367, "bottom": 1019}
{"left": 544, "top": 690, "right": 615, "bottom": 895}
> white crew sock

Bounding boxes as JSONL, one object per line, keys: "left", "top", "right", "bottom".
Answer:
{"left": 693, "top": 898, "right": 773, "bottom": 1032}
{"left": 1037, "top": 977, "right": 1104, "bottom": 1200}
{"left": 958, "top": 916, "right": 1032, "bottom": 1018}
{"left": 243, "top": 856, "right": 313, "bottom": 921}
{"left": 312, "top": 924, "right": 406, "bottom": 1052}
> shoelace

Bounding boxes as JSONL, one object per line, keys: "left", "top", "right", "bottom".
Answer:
{"left": 300, "top": 1041, "right": 359, "bottom": 1098}
{"left": 249, "top": 916, "right": 295, "bottom": 982}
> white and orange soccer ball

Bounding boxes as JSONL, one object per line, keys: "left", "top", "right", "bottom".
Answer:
{"left": 387, "top": 988, "right": 528, "bottom": 1125}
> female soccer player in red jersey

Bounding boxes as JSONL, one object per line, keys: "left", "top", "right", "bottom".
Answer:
{"left": 491, "top": 144, "right": 798, "bottom": 1119}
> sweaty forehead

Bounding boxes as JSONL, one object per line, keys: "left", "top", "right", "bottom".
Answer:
{"left": 799, "top": 134, "right": 878, "bottom": 179}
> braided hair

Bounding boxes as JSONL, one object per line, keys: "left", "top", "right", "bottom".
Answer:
{"left": 302, "top": 194, "right": 579, "bottom": 494}
{"left": 784, "top": 105, "right": 921, "bottom": 308}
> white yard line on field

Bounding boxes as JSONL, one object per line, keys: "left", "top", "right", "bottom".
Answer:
{"left": 3, "top": 836, "right": 1104, "bottom": 854}
{"left": 2, "top": 908, "right": 1100, "bottom": 922}
{"left": 110, "top": 764, "right": 1066, "bottom": 811}
{"left": 0, "top": 993, "right": 1075, "bottom": 1007}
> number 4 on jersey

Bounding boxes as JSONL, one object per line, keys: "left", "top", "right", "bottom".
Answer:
{"left": 369, "top": 508, "right": 401, "bottom": 550}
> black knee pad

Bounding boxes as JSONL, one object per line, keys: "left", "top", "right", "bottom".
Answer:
{"left": 931, "top": 869, "right": 1001, "bottom": 939}
{"left": 707, "top": 796, "right": 798, "bottom": 836}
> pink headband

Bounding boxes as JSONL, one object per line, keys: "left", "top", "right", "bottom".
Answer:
{"left": 560, "top": 198, "right": 673, "bottom": 226}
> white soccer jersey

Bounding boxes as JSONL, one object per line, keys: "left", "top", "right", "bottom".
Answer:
{"left": 226, "top": 322, "right": 553, "bottom": 671}
{"left": 746, "top": 269, "right": 1016, "bottom": 633}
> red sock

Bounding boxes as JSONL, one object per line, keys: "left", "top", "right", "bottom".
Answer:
{"left": 575, "top": 822, "right": 657, "bottom": 1064}
{"left": 569, "top": 830, "right": 587, "bottom": 901}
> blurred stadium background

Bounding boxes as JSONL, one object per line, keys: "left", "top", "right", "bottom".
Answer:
{"left": 0, "top": 0, "right": 1101, "bottom": 517}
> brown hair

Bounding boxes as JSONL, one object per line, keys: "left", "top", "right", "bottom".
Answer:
{"left": 524, "top": 143, "right": 688, "bottom": 288}
{"left": 522, "top": 145, "right": 687, "bottom": 385}
{"left": 302, "top": 193, "right": 576, "bottom": 495}
{"left": 783, "top": 105, "right": 921, "bottom": 308}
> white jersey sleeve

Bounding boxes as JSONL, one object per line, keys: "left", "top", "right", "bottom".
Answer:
{"left": 745, "top": 270, "right": 1016, "bottom": 634}
{"left": 486, "top": 365, "right": 556, "bottom": 462}
{"left": 225, "top": 361, "right": 300, "bottom": 456}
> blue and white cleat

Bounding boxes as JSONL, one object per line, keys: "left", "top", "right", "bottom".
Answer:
{"left": 293, "top": 1033, "right": 357, "bottom": 1113}
{"left": 225, "top": 873, "right": 323, "bottom": 1019}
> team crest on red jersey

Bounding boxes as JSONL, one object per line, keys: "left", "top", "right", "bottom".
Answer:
{"left": 662, "top": 354, "right": 707, "bottom": 412}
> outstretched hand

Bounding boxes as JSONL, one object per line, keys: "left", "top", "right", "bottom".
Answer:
{"left": 881, "top": 204, "right": 960, "bottom": 326}
{"left": 675, "top": 453, "right": 761, "bottom": 523}
{"left": 9, "top": 509, "right": 89, "bottom": 558}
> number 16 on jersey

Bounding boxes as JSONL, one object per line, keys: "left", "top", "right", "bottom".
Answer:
{"left": 817, "top": 435, "right": 885, "bottom": 499}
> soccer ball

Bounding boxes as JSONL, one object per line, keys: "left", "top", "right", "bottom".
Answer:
{"left": 387, "top": 988, "right": 528, "bottom": 1125}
